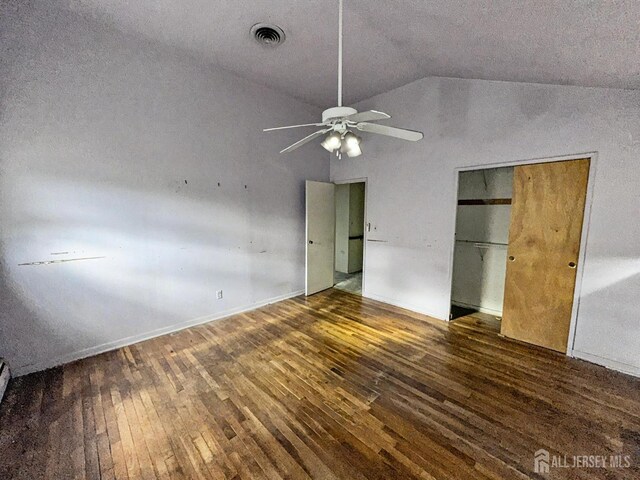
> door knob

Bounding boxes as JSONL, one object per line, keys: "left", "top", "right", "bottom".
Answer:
{"left": 508, "top": 256, "right": 515, "bottom": 262}
{"left": 308, "top": 240, "right": 314, "bottom": 244}
{"left": 568, "top": 261, "right": 576, "bottom": 268}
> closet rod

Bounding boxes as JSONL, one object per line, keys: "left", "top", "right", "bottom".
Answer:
{"left": 456, "top": 240, "right": 508, "bottom": 248}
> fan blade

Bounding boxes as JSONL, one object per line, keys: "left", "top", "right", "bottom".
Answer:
{"left": 280, "top": 129, "right": 329, "bottom": 153}
{"left": 264, "top": 122, "right": 326, "bottom": 132}
{"left": 345, "top": 110, "right": 391, "bottom": 123}
{"left": 355, "top": 122, "right": 423, "bottom": 141}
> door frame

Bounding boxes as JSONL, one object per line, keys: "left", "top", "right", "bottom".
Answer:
{"left": 332, "top": 177, "right": 368, "bottom": 296}
{"left": 445, "top": 152, "right": 598, "bottom": 356}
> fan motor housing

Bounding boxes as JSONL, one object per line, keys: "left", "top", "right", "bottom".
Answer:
{"left": 322, "top": 106, "right": 357, "bottom": 122}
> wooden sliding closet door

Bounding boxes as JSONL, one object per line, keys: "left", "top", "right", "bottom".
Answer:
{"left": 501, "top": 159, "right": 590, "bottom": 352}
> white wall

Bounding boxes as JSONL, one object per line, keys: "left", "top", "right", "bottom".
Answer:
{"left": 0, "top": 2, "right": 328, "bottom": 375}
{"left": 452, "top": 168, "right": 512, "bottom": 315}
{"left": 331, "top": 76, "right": 640, "bottom": 376}
{"left": 334, "top": 184, "right": 350, "bottom": 273}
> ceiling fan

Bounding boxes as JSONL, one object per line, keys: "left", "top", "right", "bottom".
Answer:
{"left": 263, "top": 0, "right": 423, "bottom": 158}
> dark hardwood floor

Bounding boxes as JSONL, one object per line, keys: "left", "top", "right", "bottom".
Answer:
{"left": 1, "top": 289, "right": 639, "bottom": 479}
{"left": 450, "top": 309, "right": 502, "bottom": 335}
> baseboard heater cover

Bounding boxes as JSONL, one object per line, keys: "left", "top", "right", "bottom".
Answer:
{"left": 0, "top": 360, "right": 10, "bottom": 405}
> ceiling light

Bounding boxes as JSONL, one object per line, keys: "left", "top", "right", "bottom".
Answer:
{"left": 339, "top": 131, "right": 362, "bottom": 157}
{"left": 321, "top": 132, "right": 342, "bottom": 152}
{"left": 343, "top": 131, "right": 361, "bottom": 148}
{"left": 346, "top": 143, "right": 362, "bottom": 157}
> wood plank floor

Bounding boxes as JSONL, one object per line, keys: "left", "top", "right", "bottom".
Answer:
{"left": 1, "top": 289, "right": 639, "bottom": 479}
{"left": 450, "top": 310, "right": 502, "bottom": 335}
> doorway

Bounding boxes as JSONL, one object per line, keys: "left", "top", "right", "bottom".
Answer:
{"left": 449, "top": 157, "right": 591, "bottom": 353}
{"left": 333, "top": 182, "right": 365, "bottom": 295}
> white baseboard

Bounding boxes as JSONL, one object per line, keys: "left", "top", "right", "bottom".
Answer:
{"left": 451, "top": 300, "right": 503, "bottom": 317}
{"left": 14, "top": 290, "right": 304, "bottom": 377}
{"left": 362, "top": 291, "right": 447, "bottom": 322}
{"left": 0, "top": 361, "right": 10, "bottom": 404}
{"left": 571, "top": 350, "right": 640, "bottom": 378}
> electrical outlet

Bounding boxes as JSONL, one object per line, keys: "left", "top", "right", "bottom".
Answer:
{"left": 216, "top": 290, "right": 223, "bottom": 300}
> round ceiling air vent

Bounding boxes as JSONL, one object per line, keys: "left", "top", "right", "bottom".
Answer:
{"left": 251, "top": 23, "right": 286, "bottom": 47}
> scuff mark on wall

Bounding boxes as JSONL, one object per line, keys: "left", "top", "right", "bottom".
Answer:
{"left": 18, "top": 256, "right": 106, "bottom": 266}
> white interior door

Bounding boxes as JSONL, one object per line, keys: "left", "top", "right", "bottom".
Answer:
{"left": 306, "top": 181, "right": 335, "bottom": 296}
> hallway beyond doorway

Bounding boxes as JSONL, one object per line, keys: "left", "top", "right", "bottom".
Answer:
{"left": 334, "top": 271, "right": 362, "bottom": 295}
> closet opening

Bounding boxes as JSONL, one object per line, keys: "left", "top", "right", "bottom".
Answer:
{"left": 449, "top": 167, "right": 513, "bottom": 334}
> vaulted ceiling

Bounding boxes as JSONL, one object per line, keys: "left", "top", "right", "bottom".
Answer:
{"left": 65, "top": 0, "right": 640, "bottom": 107}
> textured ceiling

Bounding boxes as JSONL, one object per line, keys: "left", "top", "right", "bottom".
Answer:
{"left": 63, "top": 0, "right": 640, "bottom": 107}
